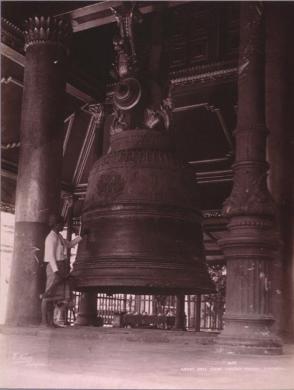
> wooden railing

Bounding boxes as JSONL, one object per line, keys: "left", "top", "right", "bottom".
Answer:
{"left": 68, "top": 291, "right": 225, "bottom": 331}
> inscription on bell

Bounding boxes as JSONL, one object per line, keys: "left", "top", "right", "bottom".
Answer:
{"left": 97, "top": 173, "right": 125, "bottom": 201}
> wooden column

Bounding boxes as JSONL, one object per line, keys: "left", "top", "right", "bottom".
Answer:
{"left": 6, "top": 16, "right": 71, "bottom": 326}
{"left": 266, "top": 3, "right": 294, "bottom": 341}
{"left": 76, "top": 292, "right": 97, "bottom": 326}
{"left": 175, "top": 294, "right": 186, "bottom": 330}
{"left": 218, "top": 3, "right": 282, "bottom": 354}
{"left": 134, "top": 295, "right": 141, "bottom": 313}
{"left": 194, "top": 295, "right": 201, "bottom": 332}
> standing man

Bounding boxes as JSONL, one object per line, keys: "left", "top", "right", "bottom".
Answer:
{"left": 41, "top": 216, "right": 83, "bottom": 327}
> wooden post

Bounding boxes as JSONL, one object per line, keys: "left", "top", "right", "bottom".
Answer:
{"left": 76, "top": 291, "right": 97, "bottom": 326}
{"left": 175, "top": 294, "right": 186, "bottom": 330}
{"left": 6, "top": 16, "right": 71, "bottom": 326}
{"left": 218, "top": 3, "right": 282, "bottom": 354}
{"left": 195, "top": 295, "right": 201, "bottom": 332}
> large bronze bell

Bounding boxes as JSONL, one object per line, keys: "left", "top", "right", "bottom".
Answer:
{"left": 73, "top": 129, "right": 215, "bottom": 294}
{"left": 73, "top": 3, "right": 214, "bottom": 295}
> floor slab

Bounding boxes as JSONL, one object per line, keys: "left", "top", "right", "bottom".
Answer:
{"left": 0, "top": 326, "right": 293, "bottom": 389}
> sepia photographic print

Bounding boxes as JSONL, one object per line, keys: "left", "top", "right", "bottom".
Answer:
{"left": 0, "top": 1, "right": 293, "bottom": 389}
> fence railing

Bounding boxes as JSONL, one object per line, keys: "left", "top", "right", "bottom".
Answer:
{"left": 68, "top": 292, "right": 225, "bottom": 331}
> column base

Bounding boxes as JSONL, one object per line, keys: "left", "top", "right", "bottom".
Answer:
{"left": 75, "top": 314, "right": 97, "bottom": 326}
{"left": 6, "top": 222, "right": 48, "bottom": 326}
{"left": 75, "top": 292, "right": 97, "bottom": 326}
{"left": 216, "top": 317, "right": 283, "bottom": 355}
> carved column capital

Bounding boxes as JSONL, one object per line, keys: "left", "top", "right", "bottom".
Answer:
{"left": 24, "top": 16, "right": 72, "bottom": 52}
{"left": 223, "top": 162, "right": 275, "bottom": 217}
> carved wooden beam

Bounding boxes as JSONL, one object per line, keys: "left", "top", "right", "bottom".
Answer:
{"left": 1, "top": 76, "right": 23, "bottom": 88}
{"left": 56, "top": 1, "right": 187, "bottom": 32}
{"left": 196, "top": 169, "right": 233, "bottom": 184}
{"left": 170, "top": 61, "right": 238, "bottom": 90}
{"left": 72, "top": 103, "right": 104, "bottom": 186}
{"left": 63, "top": 113, "right": 75, "bottom": 156}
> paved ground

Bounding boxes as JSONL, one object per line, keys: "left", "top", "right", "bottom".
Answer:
{"left": 0, "top": 326, "right": 293, "bottom": 389}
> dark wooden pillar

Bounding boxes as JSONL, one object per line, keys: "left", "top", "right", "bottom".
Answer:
{"left": 175, "top": 294, "right": 186, "bottom": 330}
{"left": 134, "top": 295, "right": 141, "bottom": 313}
{"left": 218, "top": 3, "right": 282, "bottom": 354}
{"left": 194, "top": 295, "right": 201, "bottom": 332}
{"left": 6, "top": 16, "right": 71, "bottom": 326}
{"left": 76, "top": 292, "right": 97, "bottom": 326}
{"left": 266, "top": 3, "right": 294, "bottom": 341}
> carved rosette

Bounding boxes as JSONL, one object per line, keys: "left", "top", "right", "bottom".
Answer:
{"left": 113, "top": 78, "right": 142, "bottom": 111}
{"left": 24, "top": 16, "right": 72, "bottom": 52}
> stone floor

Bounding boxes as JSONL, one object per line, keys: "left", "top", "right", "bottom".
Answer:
{"left": 0, "top": 326, "right": 293, "bottom": 389}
